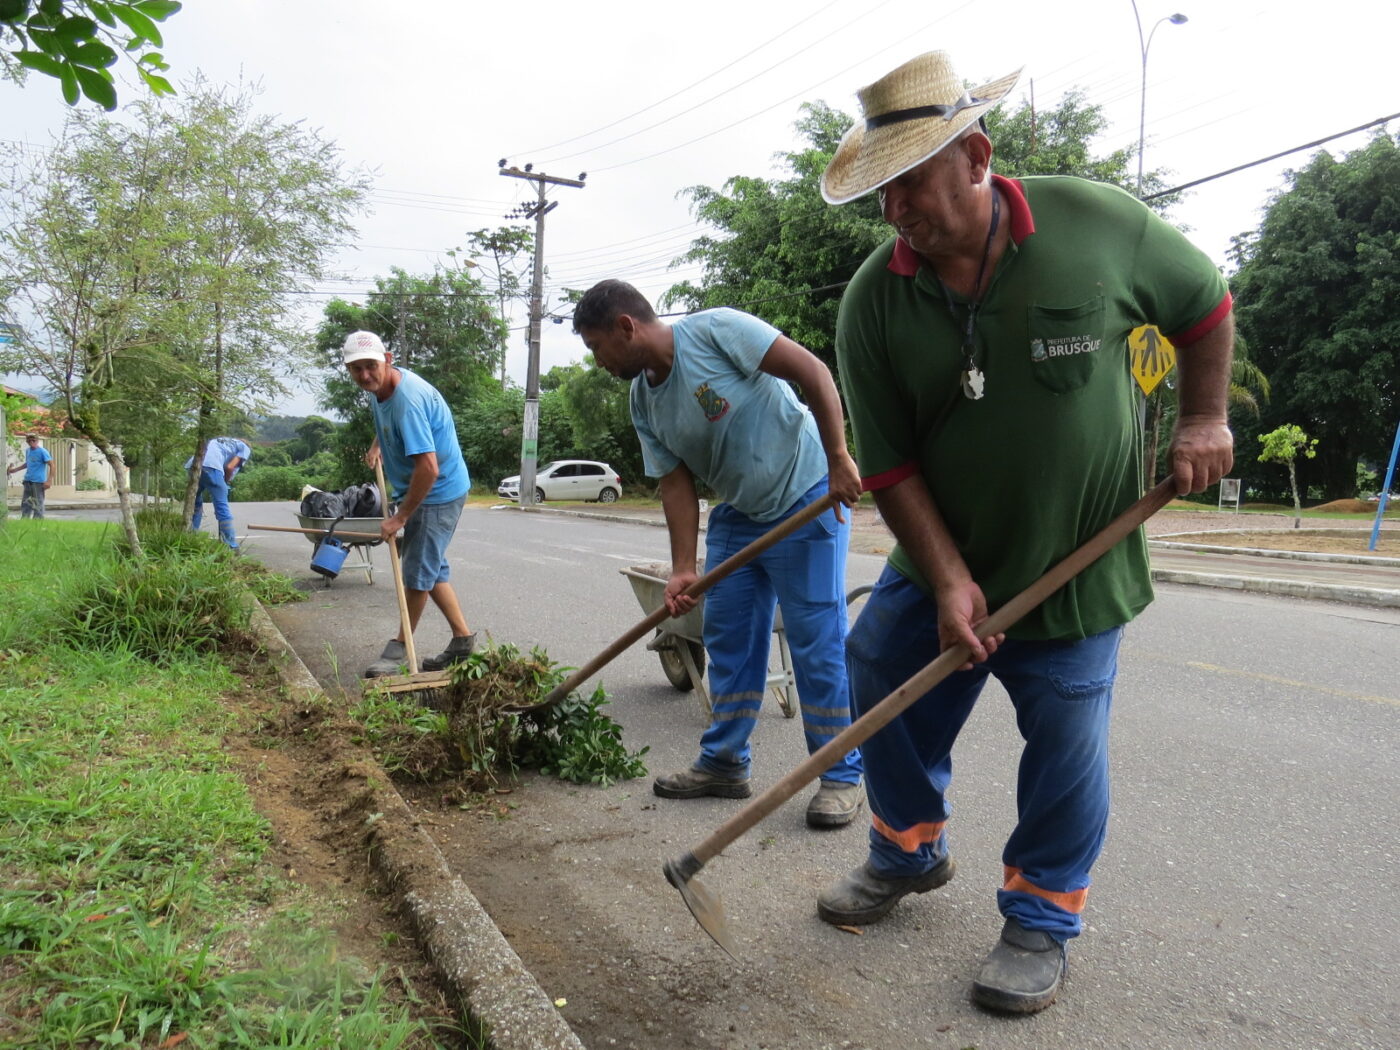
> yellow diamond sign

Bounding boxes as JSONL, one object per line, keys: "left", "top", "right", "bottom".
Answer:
{"left": 1129, "top": 324, "right": 1175, "bottom": 395}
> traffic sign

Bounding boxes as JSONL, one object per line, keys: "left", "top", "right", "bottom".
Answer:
{"left": 1129, "top": 324, "right": 1175, "bottom": 395}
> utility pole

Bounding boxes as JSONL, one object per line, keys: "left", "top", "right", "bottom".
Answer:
{"left": 498, "top": 162, "right": 585, "bottom": 508}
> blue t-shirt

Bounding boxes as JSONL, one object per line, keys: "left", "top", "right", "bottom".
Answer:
{"left": 630, "top": 308, "right": 825, "bottom": 523}
{"left": 371, "top": 367, "right": 470, "bottom": 504}
{"left": 23, "top": 445, "right": 52, "bottom": 483}
{"left": 185, "top": 437, "right": 251, "bottom": 476}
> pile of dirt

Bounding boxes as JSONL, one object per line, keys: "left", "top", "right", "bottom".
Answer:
{"left": 1311, "top": 498, "right": 1384, "bottom": 514}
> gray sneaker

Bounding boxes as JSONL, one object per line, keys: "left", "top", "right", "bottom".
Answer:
{"left": 363, "top": 639, "right": 407, "bottom": 679}
{"left": 816, "top": 855, "right": 956, "bottom": 925}
{"left": 652, "top": 765, "right": 752, "bottom": 799}
{"left": 805, "top": 779, "right": 866, "bottom": 828}
{"left": 421, "top": 632, "right": 478, "bottom": 672}
{"left": 971, "top": 917, "right": 1068, "bottom": 1014}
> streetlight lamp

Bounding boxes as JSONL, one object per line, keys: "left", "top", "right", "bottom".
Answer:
{"left": 1133, "top": 2, "right": 1188, "bottom": 196}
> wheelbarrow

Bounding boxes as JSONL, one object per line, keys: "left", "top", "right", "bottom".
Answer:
{"left": 295, "top": 513, "right": 385, "bottom": 587}
{"left": 620, "top": 562, "right": 798, "bottom": 720}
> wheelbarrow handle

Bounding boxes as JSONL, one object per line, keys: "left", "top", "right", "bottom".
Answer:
{"left": 682, "top": 478, "right": 1177, "bottom": 869}
{"left": 533, "top": 493, "right": 840, "bottom": 710}
{"left": 249, "top": 523, "right": 384, "bottom": 541}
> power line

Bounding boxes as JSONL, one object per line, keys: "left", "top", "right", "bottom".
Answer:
{"left": 510, "top": 0, "right": 844, "bottom": 159}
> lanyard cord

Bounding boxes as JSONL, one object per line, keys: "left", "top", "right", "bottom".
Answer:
{"left": 939, "top": 188, "right": 1001, "bottom": 364}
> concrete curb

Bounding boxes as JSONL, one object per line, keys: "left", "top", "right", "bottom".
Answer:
{"left": 1149, "top": 539, "right": 1400, "bottom": 567}
{"left": 1151, "top": 568, "right": 1400, "bottom": 608}
{"left": 246, "top": 602, "right": 585, "bottom": 1050}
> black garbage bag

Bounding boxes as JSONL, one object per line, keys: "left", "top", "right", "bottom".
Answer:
{"left": 300, "top": 489, "right": 345, "bottom": 518}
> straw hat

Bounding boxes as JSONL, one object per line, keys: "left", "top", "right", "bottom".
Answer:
{"left": 821, "top": 51, "right": 1021, "bottom": 205}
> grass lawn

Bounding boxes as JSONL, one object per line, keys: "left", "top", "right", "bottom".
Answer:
{"left": 0, "top": 520, "right": 463, "bottom": 1049}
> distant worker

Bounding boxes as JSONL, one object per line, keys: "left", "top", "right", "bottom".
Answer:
{"left": 186, "top": 436, "right": 251, "bottom": 549}
{"left": 818, "top": 50, "right": 1234, "bottom": 1013}
{"left": 342, "top": 330, "right": 478, "bottom": 677}
{"left": 573, "top": 280, "right": 866, "bottom": 828}
{"left": 8, "top": 433, "right": 53, "bottom": 519}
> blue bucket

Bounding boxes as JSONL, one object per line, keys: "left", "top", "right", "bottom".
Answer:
{"left": 310, "top": 518, "right": 350, "bottom": 579}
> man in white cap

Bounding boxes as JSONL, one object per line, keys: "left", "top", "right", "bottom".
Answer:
{"left": 342, "top": 330, "right": 478, "bottom": 676}
{"left": 819, "top": 51, "right": 1235, "bottom": 1013}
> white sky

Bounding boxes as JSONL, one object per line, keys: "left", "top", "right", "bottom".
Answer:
{"left": 4, "top": 0, "right": 1397, "bottom": 417}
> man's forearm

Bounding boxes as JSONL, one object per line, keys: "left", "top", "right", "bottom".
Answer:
{"left": 872, "top": 474, "right": 973, "bottom": 594}
{"left": 658, "top": 467, "right": 700, "bottom": 573}
{"left": 1175, "top": 311, "right": 1234, "bottom": 423}
{"left": 394, "top": 454, "right": 440, "bottom": 522}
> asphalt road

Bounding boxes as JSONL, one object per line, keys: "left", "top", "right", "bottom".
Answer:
{"left": 53, "top": 500, "right": 1400, "bottom": 1048}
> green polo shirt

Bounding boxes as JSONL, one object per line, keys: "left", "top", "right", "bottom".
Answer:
{"left": 837, "top": 174, "right": 1230, "bottom": 640}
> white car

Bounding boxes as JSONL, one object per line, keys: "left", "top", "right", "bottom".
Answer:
{"left": 498, "top": 460, "right": 623, "bottom": 503}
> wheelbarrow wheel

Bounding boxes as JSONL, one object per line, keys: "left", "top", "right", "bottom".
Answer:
{"left": 658, "top": 634, "right": 705, "bottom": 692}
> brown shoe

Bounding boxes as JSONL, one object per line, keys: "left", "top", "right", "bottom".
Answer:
{"left": 805, "top": 780, "right": 865, "bottom": 828}
{"left": 817, "top": 856, "right": 956, "bottom": 925}
{"left": 652, "top": 765, "right": 752, "bottom": 799}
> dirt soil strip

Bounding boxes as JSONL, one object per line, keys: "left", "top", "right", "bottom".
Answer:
{"left": 247, "top": 601, "right": 585, "bottom": 1050}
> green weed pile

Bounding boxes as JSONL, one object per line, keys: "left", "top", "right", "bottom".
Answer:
{"left": 355, "top": 643, "right": 648, "bottom": 789}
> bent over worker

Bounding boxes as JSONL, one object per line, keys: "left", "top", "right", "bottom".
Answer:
{"left": 574, "top": 280, "right": 866, "bottom": 828}
{"left": 819, "top": 51, "right": 1234, "bottom": 1013}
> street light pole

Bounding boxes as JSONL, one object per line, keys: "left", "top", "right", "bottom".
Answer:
{"left": 1133, "top": 2, "right": 1188, "bottom": 197}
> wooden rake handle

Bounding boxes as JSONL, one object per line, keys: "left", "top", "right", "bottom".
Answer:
{"left": 536, "top": 494, "right": 840, "bottom": 709}
{"left": 685, "top": 478, "right": 1177, "bottom": 868}
{"left": 374, "top": 459, "right": 418, "bottom": 676}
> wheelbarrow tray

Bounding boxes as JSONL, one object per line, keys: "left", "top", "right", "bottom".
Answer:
{"left": 620, "top": 563, "right": 705, "bottom": 640}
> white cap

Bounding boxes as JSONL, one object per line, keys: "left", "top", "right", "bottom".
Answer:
{"left": 342, "top": 330, "right": 387, "bottom": 364}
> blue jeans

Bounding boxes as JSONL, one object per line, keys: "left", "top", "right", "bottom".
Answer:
{"left": 190, "top": 467, "right": 237, "bottom": 547}
{"left": 696, "top": 480, "right": 862, "bottom": 785}
{"left": 848, "top": 565, "right": 1123, "bottom": 940}
{"left": 399, "top": 496, "right": 464, "bottom": 590}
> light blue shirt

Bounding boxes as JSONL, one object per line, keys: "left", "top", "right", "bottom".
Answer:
{"left": 22, "top": 444, "right": 52, "bottom": 483}
{"left": 630, "top": 308, "right": 825, "bottom": 523}
{"left": 371, "top": 367, "right": 470, "bottom": 503}
{"left": 185, "top": 437, "right": 251, "bottom": 476}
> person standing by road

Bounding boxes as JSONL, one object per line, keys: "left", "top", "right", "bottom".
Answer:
{"left": 7, "top": 434, "right": 53, "bottom": 518}
{"left": 818, "top": 51, "right": 1235, "bottom": 1012}
{"left": 342, "top": 330, "right": 478, "bottom": 677}
{"left": 573, "top": 280, "right": 866, "bottom": 828}
{"left": 186, "top": 436, "right": 251, "bottom": 549}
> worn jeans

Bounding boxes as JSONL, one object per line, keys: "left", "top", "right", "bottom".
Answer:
{"left": 20, "top": 481, "right": 46, "bottom": 519}
{"left": 190, "top": 467, "right": 237, "bottom": 547}
{"left": 848, "top": 565, "right": 1123, "bottom": 940}
{"left": 696, "top": 479, "right": 862, "bottom": 786}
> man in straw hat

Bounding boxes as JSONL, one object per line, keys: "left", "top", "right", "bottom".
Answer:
{"left": 573, "top": 280, "right": 866, "bottom": 828}
{"left": 818, "top": 51, "right": 1234, "bottom": 1013}
{"left": 342, "top": 330, "right": 480, "bottom": 678}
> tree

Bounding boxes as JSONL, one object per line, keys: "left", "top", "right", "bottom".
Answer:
{"left": 1258, "top": 423, "right": 1318, "bottom": 527}
{"left": 457, "top": 226, "right": 533, "bottom": 385}
{"left": 665, "top": 91, "right": 1170, "bottom": 382}
{"left": 0, "top": 84, "right": 366, "bottom": 550}
{"left": 1230, "top": 131, "right": 1400, "bottom": 499}
{"left": 1, "top": 0, "right": 179, "bottom": 110}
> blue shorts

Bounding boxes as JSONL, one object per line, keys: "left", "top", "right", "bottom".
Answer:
{"left": 399, "top": 496, "right": 463, "bottom": 590}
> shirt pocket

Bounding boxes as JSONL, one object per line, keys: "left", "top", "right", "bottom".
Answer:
{"left": 1026, "top": 296, "right": 1107, "bottom": 394}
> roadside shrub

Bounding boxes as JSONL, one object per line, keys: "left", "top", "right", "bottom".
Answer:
{"left": 233, "top": 464, "right": 328, "bottom": 501}
{"left": 76, "top": 476, "right": 106, "bottom": 491}
{"left": 65, "top": 549, "right": 252, "bottom": 661}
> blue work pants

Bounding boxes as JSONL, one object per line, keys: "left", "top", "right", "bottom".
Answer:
{"left": 847, "top": 565, "right": 1123, "bottom": 940}
{"left": 190, "top": 467, "right": 238, "bottom": 548}
{"left": 696, "top": 480, "right": 862, "bottom": 785}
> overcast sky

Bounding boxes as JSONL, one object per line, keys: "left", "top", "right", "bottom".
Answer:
{"left": 4, "top": 0, "right": 1396, "bottom": 417}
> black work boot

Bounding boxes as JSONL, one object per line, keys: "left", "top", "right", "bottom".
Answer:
{"left": 816, "top": 856, "right": 956, "bottom": 925}
{"left": 421, "top": 632, "right": 478, "bottom": 672}
{"left": 652, "top": 765, "right": 752, "bottom": 799}
{"left": 971, "top": 917, "right": 1068, "bottom": 1014}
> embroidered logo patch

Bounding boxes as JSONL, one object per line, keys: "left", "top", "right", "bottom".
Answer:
{"left": 694, "top": 383, "right": 730, "bottom": 422}
{"left": 1030, "top": 339, "right": 1047, "bottom": 362}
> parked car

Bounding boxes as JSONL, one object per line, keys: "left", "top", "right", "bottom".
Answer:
{"left": 497, "top": 460, "right": 622, "bottom": 503}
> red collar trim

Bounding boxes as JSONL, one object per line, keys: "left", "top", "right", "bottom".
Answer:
{"left": 887, "top": 175, "right": 1035, "bottom": 277}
